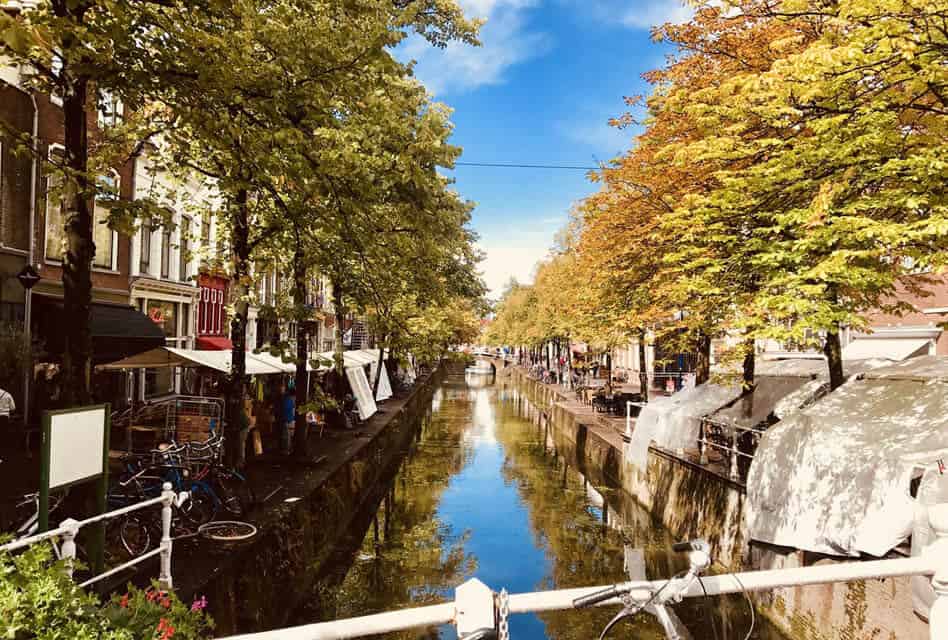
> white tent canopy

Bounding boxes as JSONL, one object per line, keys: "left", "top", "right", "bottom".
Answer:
{"left": 626, "top": 382, "right": 742, "bottom": 469}
{"left": 842, "top": 338, "right": 931, "bottom": 361}
{"left": 99, "top": 347, "right": 285, "bottom": 375}
{"left": 746, "top": 355, "right": 948, "bottom": 557}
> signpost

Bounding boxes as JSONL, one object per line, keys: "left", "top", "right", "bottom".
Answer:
{"left": 40, "top": 404, "right": 110, "bottom": 573}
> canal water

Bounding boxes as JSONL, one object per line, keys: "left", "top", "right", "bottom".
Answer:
{"left": 301, "top": 373, "right": 786, "bottom": 639}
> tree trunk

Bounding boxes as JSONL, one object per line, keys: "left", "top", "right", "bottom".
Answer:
{"left": 695, "top": 331, "right": 712, "bottom": 385}
{"left": 605, "top": 349, "right": 613, "bottom": 394}
{"left": 545, "top": 342, "right": 550, "bottom": 370}
{"left": 225, "top": 188, "right": 250, "bottom": 468}
{"left": 742, "top": 337, "right": 756, "bottom": 393}
{"left": 638, "top": 328, "right": 648, "bottom": 401}
{"left": 292, "top": 246, "right": 309, "bottom": 458}
{"left": 331, "top": 278, "right": 346, "bottom": 399}
{"left": 824, "top": 325, "right": 845, "bottom": 391}
{"left": 59, "top": 73, "right": 93, "bottom": 406}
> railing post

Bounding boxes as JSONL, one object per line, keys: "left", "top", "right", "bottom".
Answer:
{"left": 698, "top": 422, "right": 708, "bottom": 465}
{"left": 59, "top": 518, "right": 80, "bottom": 578}
{"left": 159, "top": 482, "right": 174, "bottom": 591}
{"left": 455, "top": 578, "right": 496, "bottom": 639}
{"left": 729, "top": 427, "right": 739, "bottom": 481}
{"left": 929, "top": 504, "right": 948, "bottom": 640}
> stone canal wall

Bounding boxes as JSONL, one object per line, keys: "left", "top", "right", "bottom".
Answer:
{"left": 180, "top": 365, "right": 448, "bottom": 635}
{"left": 504, "top": 365, "right": 929, "bottom": 640}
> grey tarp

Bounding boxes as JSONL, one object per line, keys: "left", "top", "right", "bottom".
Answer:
{"left": 707, "top": 375, "right": 812, "bottom": 429}
{"left": 746, "top": 355, "right": 948, "bottom": 557}
{"left": 627, "top": 357, "right": 896, "bottom": 471}
{"left": 626, "top": 383, "right": 741, "bottom": 469}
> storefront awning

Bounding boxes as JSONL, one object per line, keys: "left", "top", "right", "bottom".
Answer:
{"left": 196, "top": 336, "right": 233, "bottom": 351}
{"left": 317, "top": 349, "right": 387, "bottom": 370}
{"left": 841, "top": 338, "right": 931, "bottom": 361}
{"left": 35, "top": 296, "right": 166, "bottom": 364}
{"left": 98, "top": 347, "right": 285, "bottom": 375}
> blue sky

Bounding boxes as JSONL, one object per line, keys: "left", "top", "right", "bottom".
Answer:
{"left": 400, "top": 0, "right": 690, "bottom": 298}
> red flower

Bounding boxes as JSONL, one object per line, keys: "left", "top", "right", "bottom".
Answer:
{"left": 119, "top": 594, "right": 129, "bottom": 608}
{"left": 156, "top": 618, "right": 175, "bottom": 639}
{"left": 160, "top": 597, "right": 171, "bottom": 609}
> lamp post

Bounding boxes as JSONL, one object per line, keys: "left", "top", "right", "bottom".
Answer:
{"left": 17, "top": 264, "right": 40, "bottom": 431}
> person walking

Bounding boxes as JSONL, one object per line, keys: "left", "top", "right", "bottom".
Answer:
{"left": 0, "top": 386, "right": 15, "bottom": 430}
{"left": 0, "top": 385, "right": 13, "bottom": 463}
{"left": 281, "top": 380, "right": 296, "bottom": 456}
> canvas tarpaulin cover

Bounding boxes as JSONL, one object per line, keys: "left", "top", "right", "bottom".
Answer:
{"left": 626, "top": 383, "right": 741, "bottom": 469}
{"left": 746, "top": 356, "right": 948, "bottom": 557}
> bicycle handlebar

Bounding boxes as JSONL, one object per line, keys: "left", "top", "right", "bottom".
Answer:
{"left": 573, "top": 585, "right": 621, "bottom": 608}
{"left": 671, "top": 539, "right": 709, "bottom": 553}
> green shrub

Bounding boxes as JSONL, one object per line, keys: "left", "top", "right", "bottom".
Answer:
{"left": 0, "top": 542, "right": 212, "bottom": 639}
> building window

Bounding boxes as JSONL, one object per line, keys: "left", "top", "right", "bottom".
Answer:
{"left": 179, "top": 216, "right": 191, "bottom": 280}
{"left": 139, "top": 219, "right": 151, "bottom": 273}
{"left": 200, "top": 210, "right": 211, "bottom": 266}
{"left": 45, "top": 146, "right": 65, "bottom": 261}
{"left": 160, "top": 226, "right": 171, "bottom": 278}
{"left": 93, "top": 172, "right": 119, "bottom": 269}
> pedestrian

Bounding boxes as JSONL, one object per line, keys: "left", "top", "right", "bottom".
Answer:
{"left": 0, "top": 385, "right": 15, "bottom": 431}
{"left": 281, "top": 380, "right": 296, "bottom": 455}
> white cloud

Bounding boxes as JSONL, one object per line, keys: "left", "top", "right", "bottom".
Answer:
{"left": 556, "top": 119, "right": 630, "bottom": 158}
{"left": 478, "top": 244, "right": 550, "bottom": 297}
{"left": 575, "top": 0, "right": 694, "bottom": 31}
{"left": 399, "top": 0, "right": 550, "bottom": 95}
{"left": 620, "top": 0, "right": 693, "bottom": 29}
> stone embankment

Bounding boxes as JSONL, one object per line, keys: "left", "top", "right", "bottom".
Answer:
{"left": 172, "top": 362, "right": 457, "bottom": 634}
{"left": 499, "top": 362, "right": 928, "bottom": 640}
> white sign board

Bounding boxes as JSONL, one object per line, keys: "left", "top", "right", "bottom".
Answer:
{"left": 346, "top": 366, "right": 378, "bottom": 421}
{"left": 370, "top": 362, "right": 393, "bottom": 402}
{"left": 48, "top": 406, "right": 107, "bottom": 489}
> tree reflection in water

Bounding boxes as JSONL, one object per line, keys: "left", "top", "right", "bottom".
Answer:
{"left": 306, "top": 377, "right": 785, "bottom": 640}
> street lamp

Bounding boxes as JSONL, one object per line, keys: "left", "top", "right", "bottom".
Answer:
{"left": 16, "top": 264, "right": 40, "bottom": 430}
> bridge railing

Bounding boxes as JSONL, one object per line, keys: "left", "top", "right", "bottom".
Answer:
{"left": 220, "top": 505, "right": 948, "bottom": 640}
{"left": 0, "top": 482, "right": 176, "bottom": 590}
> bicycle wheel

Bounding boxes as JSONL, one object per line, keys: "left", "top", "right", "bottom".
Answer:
{"left": 118, "top": 515, "right": 152, "bottom": 557}
{"left": 214, "top": 471, "right": 255, "bottom": 518}
{"left": 180, "top": 486, "right": 217, "bottom": 528}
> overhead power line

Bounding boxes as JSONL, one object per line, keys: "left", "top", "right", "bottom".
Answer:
{"left": 453, "top": 161, "right": 600, "bottom": 171}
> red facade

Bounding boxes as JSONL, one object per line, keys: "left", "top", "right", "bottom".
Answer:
{"left": 197, "top": 273, "right": 230, "bottom": 349}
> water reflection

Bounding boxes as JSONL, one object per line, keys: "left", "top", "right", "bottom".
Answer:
{"left": 303, "top": 376, "right": 785, "bottom": 640}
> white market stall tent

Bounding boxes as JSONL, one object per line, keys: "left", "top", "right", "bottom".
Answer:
{"left": 626, "top": 383, "right": 742, "bottom": 470}
{"left": 99, "top": 347, "right": 285, "bottom": 375}
{"left": 746, "top": 355, "right": 948, "bottom": 558}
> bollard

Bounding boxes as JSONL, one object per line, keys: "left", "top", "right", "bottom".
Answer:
{"left": 59, "top": 518, "right": 80, "bottom": 578}
{"left": 159, "top": 481, "right": 174, "bottom": 591}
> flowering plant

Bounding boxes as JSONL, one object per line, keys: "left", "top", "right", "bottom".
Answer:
{"left": 105, "top": 582, "right": 213, "bottom": 640}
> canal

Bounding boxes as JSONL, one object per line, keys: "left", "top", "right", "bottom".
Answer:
{"left": 296, "top": 373, "right": 786, "bottom": 639}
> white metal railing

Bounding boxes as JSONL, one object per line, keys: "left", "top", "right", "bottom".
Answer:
{"left": 696, "top": 417, "right": 765, "bottom": 481}
{"left": 0, "top": 482, "right": 176, "bottom": 590}
{"left": 219, "top": 507, "right": 948, "bottom": 640}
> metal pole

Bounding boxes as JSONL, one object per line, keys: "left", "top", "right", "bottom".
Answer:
{"left": 158, "top": 482, "right": 174, "bottom": 591}
{"left": 23, "top": 92, "right": 39, "bottom": 433}
{"left": 59, "top": 518, "right": 79, "bottom": 579}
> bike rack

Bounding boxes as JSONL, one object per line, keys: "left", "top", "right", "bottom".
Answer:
{"left": 218, "top": 505, "right": 948, "bottom": 640}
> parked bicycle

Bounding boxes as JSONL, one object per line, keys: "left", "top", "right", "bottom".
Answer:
{"left": 574, "top": 539, "right": 753, "bottom": 640}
